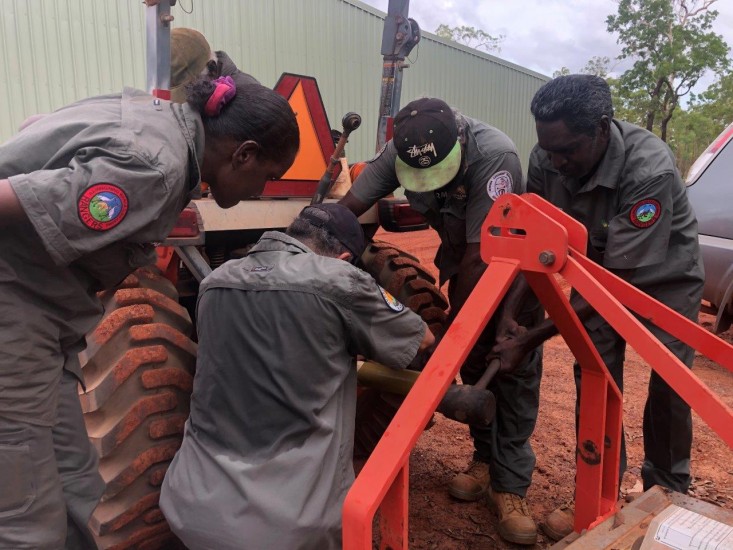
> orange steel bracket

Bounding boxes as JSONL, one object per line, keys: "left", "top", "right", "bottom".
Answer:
{"left": 342, "top": 194, "right": 733, "bottom": 549}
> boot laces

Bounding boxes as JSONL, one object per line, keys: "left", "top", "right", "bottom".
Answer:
{"left": 502, "top": 492, "right": 531, "bottom": 516}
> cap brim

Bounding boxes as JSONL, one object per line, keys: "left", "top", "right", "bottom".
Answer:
{"left": 395, "top": 140, "right": 461, "bottom": 192}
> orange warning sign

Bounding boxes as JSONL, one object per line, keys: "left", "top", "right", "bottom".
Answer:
{"left": 263, "top": 74, "right": 336, "bottom": 197}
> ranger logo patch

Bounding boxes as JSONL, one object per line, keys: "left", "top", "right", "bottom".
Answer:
{"left": 379, "top": 286, "right": 405, "bottom": 312}
{"left": 487, "top": 171, "right": 513, "bottom": 200}
{"left": 630, "top": 199, "right": 661, "bottom": 228}
{"left": 78, "top": 184, "right": 128, "bottom": 231}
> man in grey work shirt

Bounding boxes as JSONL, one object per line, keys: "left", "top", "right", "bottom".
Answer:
{"left": 500, "top": 74, "right": 704, "bottom": 541}
{"left": 160, "top": 204, "right": 434, "bottom": 550}
{"left": 340, "top": 98, "right": 543, "bottom": 546}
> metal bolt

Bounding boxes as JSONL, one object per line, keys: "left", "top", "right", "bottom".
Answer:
{"left": 160, "top": 14, "right": 174, "bottom": 23}
{"left": 539, "top": 250, "right": 556, "bottom": 265}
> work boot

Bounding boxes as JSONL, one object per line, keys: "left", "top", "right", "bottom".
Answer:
{"left": 447, "top": 460, "right": 490, "bottom": 501}
{"left": 542, "top": 505, "right": 574, "bottom": 541}
{"left": 488, "top": 488, "right": 538, "bottom": 545}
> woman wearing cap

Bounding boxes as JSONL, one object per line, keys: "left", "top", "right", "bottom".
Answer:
{"left": 0, "top": 74, "right": 298, "bottom": 548}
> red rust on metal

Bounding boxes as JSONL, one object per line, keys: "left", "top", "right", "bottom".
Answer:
{"left": 141, "top": 368, "right": 194, "bottom": 393}
{"left": 147, "top": 413, "right": 188, "bottom": 439}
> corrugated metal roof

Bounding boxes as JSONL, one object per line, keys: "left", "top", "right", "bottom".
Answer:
{"left": 0, "top": 0, "right": 548, "bottom": 164}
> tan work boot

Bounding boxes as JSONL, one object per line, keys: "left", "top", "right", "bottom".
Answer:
{"left": 488, "top": 488, "right": 538, "bottom": 545}
{"left": 542, "top": 505, "right": 574, "bottom": 541}
{"left": 447, "top": 460, "right": 490, "bottom": 501}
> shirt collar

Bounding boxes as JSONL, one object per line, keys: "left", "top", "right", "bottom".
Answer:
{"left": 249, "top": 231, "right": 315, "bottom": 255}
{"left": 171, "top": 102, "right": 206, "bottom": 192}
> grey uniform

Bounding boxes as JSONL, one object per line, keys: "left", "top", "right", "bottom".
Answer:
{"left": 160, "top": 232, "right": 425, "bottom": 550}
{"left": 0, "top": 88, "right": 202, "bottom": 548}
{"left": 527, "top": 119, "right": 704, "bottom": 492}
{"left": 350, "top": 116, "right": 543, "bottom": 497}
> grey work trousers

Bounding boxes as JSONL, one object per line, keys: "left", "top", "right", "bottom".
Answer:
{"left": 0, "top": 370, "right": 104, "bottom": 549}
{"left": 452, "top": 278, "right": 544, "bottom": 499}
{"left": 574, "top": 319, "right": 695, "bottom": 493}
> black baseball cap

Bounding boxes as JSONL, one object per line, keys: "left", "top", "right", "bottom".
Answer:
{"left": 299, "top": 203, "right": 366, "bottom": 263}
{"left": 393, "top": 98, "right": 462, "bottom": 192}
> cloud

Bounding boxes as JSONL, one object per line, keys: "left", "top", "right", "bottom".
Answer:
{"left": 361, "top": 0, "right": 732, "bottom": 83}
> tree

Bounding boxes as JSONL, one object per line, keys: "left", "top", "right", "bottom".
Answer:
{"left": 434, "top": 24, "right": 504, "bottom": 53}
{"left": 607, "top": 0, "right": 730, "bottom": 141}
{"left": 552, "top": 66, "right": 571, "bottom": 78}
{"left": 581, "top": 56, "right": 612, "bottom": 78}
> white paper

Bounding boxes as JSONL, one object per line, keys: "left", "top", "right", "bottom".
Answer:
{"left": 649, "top": 504, "right": 733, "bottom": 550}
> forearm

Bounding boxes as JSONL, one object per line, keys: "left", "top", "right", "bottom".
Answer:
{"left": 418, "top": 324, "right": 435, "bottom": 352}
{"left": 498, "top": 274, "right": 529, "bottom": 324}
{"left": 338, "top": 190, "right": 371, "bottom": 217}
{"left": 0, "top": 179, "right": 27, "bottom": 228}
{"left": 449, "top": 244, "right": 485, "bottom": 319}
{"left": 517, "top": 299, "right": 596, "bottom": 349}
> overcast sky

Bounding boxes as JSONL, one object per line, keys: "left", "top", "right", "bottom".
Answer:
{"left": 361, "top": 0, "right": 733, "bottom": 91}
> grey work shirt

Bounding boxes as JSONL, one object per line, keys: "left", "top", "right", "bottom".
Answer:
{"left": 350, "top": 115, "right": 524, "bottom": 284}
{"left": 0, "top": 88, "right": 203, "bottom": 425}
{"left": 160, "top": 231, "right": 426, "bottom": 550}
{"left": 527, "top": 119, "right": 704, "bottom": 338}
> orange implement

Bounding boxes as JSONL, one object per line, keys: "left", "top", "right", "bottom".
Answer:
{"left": 342, "top": 193, "right": 733, "bottom": 549}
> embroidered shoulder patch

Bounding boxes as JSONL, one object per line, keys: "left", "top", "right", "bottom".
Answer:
{"left": 379, "top": 286, "right": 405, "bottom": 312}
{"left": 250, "top": 265, "right": 273, "bottom": 273}
{"left": 487, "top": 170, "right": 513, "bottom": 200}
{"left": 78, "top": 184, "right": 129, "bottom": 231}
{"left": 630, "top": 199, "right": 661, "bottom": 228}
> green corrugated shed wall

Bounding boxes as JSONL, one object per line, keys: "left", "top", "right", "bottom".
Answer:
{"left": 0, "top": 0, "right": 548, "bottom": 165}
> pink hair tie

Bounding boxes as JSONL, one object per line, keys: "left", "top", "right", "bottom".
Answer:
{"left": 204, "top": 76, "right": 237, "bottom": 117}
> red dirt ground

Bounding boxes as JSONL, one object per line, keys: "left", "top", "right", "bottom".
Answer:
{"left": 370, "top": 228, "right": 733, "bottom": 549}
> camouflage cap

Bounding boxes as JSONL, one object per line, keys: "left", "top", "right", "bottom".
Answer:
{"left": 170, "top": 28, "right": 212, "bottom": 103}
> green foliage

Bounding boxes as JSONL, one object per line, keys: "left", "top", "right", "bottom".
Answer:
{"left": 434, "top": 24, "right": 504, "bottom": 53}
{"left": 606, "top": 0, "right": 730, "bottom": 141}
{"left": 552, "top": 67, "right": 571, "bottom": 78}
{"left": 668, "top": 71, "right": 733, "bottom": 174}
{"left": 581, "top": 56, "right": 612, "bottom": 78}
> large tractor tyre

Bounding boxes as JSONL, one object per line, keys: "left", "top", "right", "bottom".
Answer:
{"left": 355, "top": 240, "right": 449, "bottom": 458}
{"left": 80, "top": 267, "right": 196, "bottom": 550}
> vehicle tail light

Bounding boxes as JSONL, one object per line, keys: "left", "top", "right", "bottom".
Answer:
{"left": 168, "top": 207, "right": 200, "bottom": 238}
{"left": 377, "top": 198, "right": 429, "bottom": 232}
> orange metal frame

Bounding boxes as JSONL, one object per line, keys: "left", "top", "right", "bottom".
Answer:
{"left": 343, "top": 193, "right": 733, "bottom": 549}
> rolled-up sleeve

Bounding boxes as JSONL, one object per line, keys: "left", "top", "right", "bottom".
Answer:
{"left": 8, "top": 147, "right": 172, "bottom": 266}
{"left": 349, "top": 141, "right": 401, "bottom": 206}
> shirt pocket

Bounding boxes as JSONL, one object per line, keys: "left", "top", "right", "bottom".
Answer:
{"left": 0, "top": 442, "right": 35, "bottom": 518}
